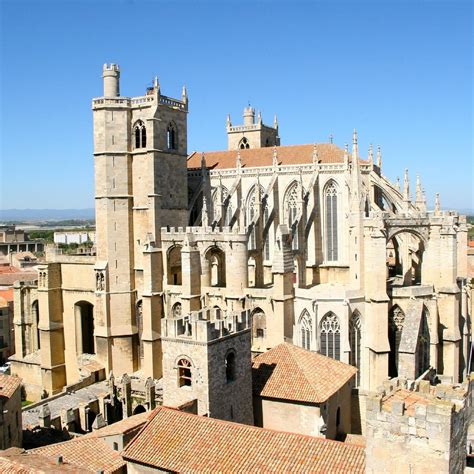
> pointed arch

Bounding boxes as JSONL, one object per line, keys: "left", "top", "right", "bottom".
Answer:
{"left": 133, "top": 120, "right": 146, "bottom": 149}
{"left": 239, "top": 137, "right": 250, "bottom": 149}
{"left": 283, "top": 181, "right": 301, "bottom": 251}
{"left": 246, "top": 184, "right": 265, "bottom": 250}
{"left": 324, "top": 180, "right": 339, "bottom": 261}
{"left": 320, "top": 312, "right": 341, "bottom": 360}
{"left": 298, "top": 309, "right": 312, "bottom": 350}
{"left": 349, "top": 311, "right": 362, "bottom": 386}
{"left": 388, "top": 305, "right": 405, "bottom": 377}
{"left": 167, "top": 245, "right": 182, "bottom": 285}
{"left": 416, "top": 306, "right": 430, "bottom": 376}
{"left": 212, "top": 186, "right": 232, "bottom": 226}
{"left": 167, "top": 121, "right": 178, "bottom": 150}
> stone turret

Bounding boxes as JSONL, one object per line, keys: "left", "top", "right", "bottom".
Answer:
{"left": 161, "top": 307, "right": 253, "bottom": 425}
{"left": 102, "top": 63, "right": 120, "bottom": 97}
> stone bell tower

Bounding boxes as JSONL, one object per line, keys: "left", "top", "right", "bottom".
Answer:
{"left": 226, "top": 107, "right": 280, "bottom": 150}
{"left": 92, "top": 64, "right": 189, "bottom": 378}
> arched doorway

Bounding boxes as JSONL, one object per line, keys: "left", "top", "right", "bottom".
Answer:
{"left": 167, "top": 246, "right": 182, "bottom": 285}
{"left": 75, "top": 301, "right": 95, "bottom": 355}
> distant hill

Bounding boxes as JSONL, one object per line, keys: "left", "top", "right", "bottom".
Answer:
{"left": 0, "top": 208, "right": 95, "bottom": 222}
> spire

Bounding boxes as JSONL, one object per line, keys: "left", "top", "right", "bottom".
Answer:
{"left": 344, "top": 144, "right": 349, "bottom": 167}
{"left": 272, "top": 146, "right": 278, "bottom": 168}
{"left": 181, "top": 84, "right": 187, "bottom": 102}
{"left": 434, "top": 193, "right": 441, "bottom": 215}
{"left": 415, "top": 175, "right": 423, "bottom": 202}
{"left": 255, "top": 172, "right": 262, "bottom": 202}
{"left": 200, "top": 152, "right": 206, "bottom": 169}
{"left": 396, "top": 176, "right": 400, "bottom": 191}
{"left": 202, "top": 196, "right": 209, "bottom": 227}
{"left": 403, "top": 169, "right": 410, "bottom": 202}
{"left": 236, "top": 150, "right": 242, "bottom": 172}
{"left": 226, "top": 114, "right": 232, "bottom": 128}
{"left": 257, "top": 111, "right": 262, "bottom": 124}
{"left": 415, "top": 175, "right": 427, "bottom": 211}
{"left": 352, "top": 128, "right": 359, "bottom": 162}
{"left": 153, "top": 76, "right": 159, "bottom": 89}
{"left": 312, "top": 143, "right": 319, "bottom": 167}
{"left": 368, "top": 143, "right": 374, "bottom": 164}
{"left": 273, "top": 113, "right": 278, "bottom": 129}
{"left": 299, "top": 168, "right": 305, "bottom": 200}
{"left": 376, "top": 145, "right": 382, "bottom": 168}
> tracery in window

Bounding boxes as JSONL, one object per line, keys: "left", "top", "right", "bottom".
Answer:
{"left": 325, "top": 181, "right": 338, "bottom": 261}
{"left": 320, "top": 312, "right": 341, "bottom": 360}
{"left": 284, "top": 182, "right": 301, "bottom": 251}
{"left": 349, "top": 311, "right": 361, "bottom": 386}
{"left": 133, "top": 120, "right": 146, "bottom": 149}
{"left": 239, "top": 137, "right": 250, "bottom": 149}
{"left": 299, "top": 310, "right": 312, "bottom": 350}
{"left": 388, "top": 305, "right": 405, "bottom": 377}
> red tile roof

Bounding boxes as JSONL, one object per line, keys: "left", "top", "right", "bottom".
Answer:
{"left": 188, "top": 143, "right": 363, "bottom": 170}
{"left": 0, "top": 288, "right": 14, "bottom": 302}
{"left": 252, "top": 343, "right": 357, "bottom": 404}
{"left": 0, "top": 449, "right": 83, "bottom": 473}
{"left": 0, "top": 375, "right": 22, "bottom": 399}
{"left": 85, "top": 411, "right": 149, "bottom": 438}
{"left": 123, "top": 407, "right": 365, "bottom": 473}
{"left": 31, "top": 437, "right": 125, "bottom": 473}
{"left": 382, "top": 388, "right": 430, "bottom": 416}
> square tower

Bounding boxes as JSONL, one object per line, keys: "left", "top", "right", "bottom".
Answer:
{"left": 227, "top": 107, "right": 280, "bottom": 150}
{"left": 161, "top": 307, "right": 254, "bottom": 425}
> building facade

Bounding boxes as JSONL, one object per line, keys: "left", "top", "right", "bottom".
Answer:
{"left": 11, "top": 65, "right": 471, "bottom": 426}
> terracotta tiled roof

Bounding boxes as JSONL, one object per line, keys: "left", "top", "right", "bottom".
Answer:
{"left": 0, "top": 449, "right": 83, "bottom": 473}
{"left": 31, "top": 437, "right": 125, "bottom": 473}
{"left": 0, "top": 266, "right": 20, "bottom": 274}
{"left": 0, "top": 288, "right": 14, "bottom": 302}
{"left": 0, "top": 270, "right": 37, "bottom": 286}
{"left": 85, "top": 411, "right": 149, "bottom": 438}
{"left": 188, "top": 143, "right": 360, "bottom": 170}
{"left": 0, "top": 375, "right": 22, "bottom": 399}
{"left": 252, "top": 343, "right": 357, "bottom": 404}
{"left": 123, "top": 407, "right": 365, "bottom": 473}
{"left": 381, "top": 388, "right": 430, "bottom": 416}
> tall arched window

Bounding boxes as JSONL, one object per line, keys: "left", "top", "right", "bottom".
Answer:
{"left": 167, "top": 122, "right": 177, "bottom": 150}
{"left": 325, "top": 181, "right": 338, "bottom": 261}
{"left": 177, "top": 358, "right": 192, "bottom": 387}
{"left": 133, "top": 120, "right": 146, "bottom": 149}
{"left": 167, "top": 246, "right": 182, "bottom": 285}
{"left": 320, "top": 312, "right": 341, "bottom": 360}
{"left": 239, "top": 137, "right": 250, "bottom": 149}
{"left": 299, "top": 310, "right": 312, "bottom": 350}
{"left": 31, "top": 300, "right": 40, "bottom": 352}
{"left": 349, "top": 312, "right": 362, "bottom": 386}
{"left": 417, "top": 308, "right": 430, "bottom": 376}
{"left": 225, "top": 351, "right": 236, "bottom": 382}
{"left": 246, "top": 185, "right": 265, "bottom": 250}
{"left": 136, "top": 300, "right": 143, "bottom": 360}
{"left": 75, "top": 301, "right": 95, "bottom": 355}
{"left": 388, "top": 305, "right": 405, "bottom": 377}
{"left": 284, "top": 182, "right": 299, "bottom": 251}
{"left": 212, "top": 186, "right": 232, "bottom": 226}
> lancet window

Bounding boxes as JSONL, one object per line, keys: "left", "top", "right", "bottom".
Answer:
{"left": 325, "top": 181, "right": 338, "bottom": 261}
{"left": 134, "top": 120, "right": 146, "bottom": 149}
{"left": 320, "top": 312, "right": 341, "bottom": 360}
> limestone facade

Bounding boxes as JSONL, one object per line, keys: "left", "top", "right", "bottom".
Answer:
{"left": 365, "top": 378, "right": 470, "bottom": 473}
{"left": 10, "top": 64, "right": 471, "bottom": 427}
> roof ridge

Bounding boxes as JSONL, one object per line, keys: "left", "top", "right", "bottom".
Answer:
{"left": 285, "top": 343, "right": 326, "bottom": 401}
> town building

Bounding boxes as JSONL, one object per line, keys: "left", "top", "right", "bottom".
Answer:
{"left": 0, "top": 226, "right": 43, "bottom": 256}
{"left": 10, "top": 65, "right": 472, "bottom": 448}
{"left": 0, "top": 375, "right": 22, "bottom": 449}
{"left": 122, "top": 406, "right": 366, "bottom": 473}
{"left": 252, "top": 342, "right": 357, "bottom": 438}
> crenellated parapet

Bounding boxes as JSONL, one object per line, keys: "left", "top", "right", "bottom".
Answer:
{"left": 161, "top": 307, "right": 251, "bottom": 343}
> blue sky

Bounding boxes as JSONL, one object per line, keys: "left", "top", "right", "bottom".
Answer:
{"left": 1, "top": 0, "right": 472, "bottom": 211}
